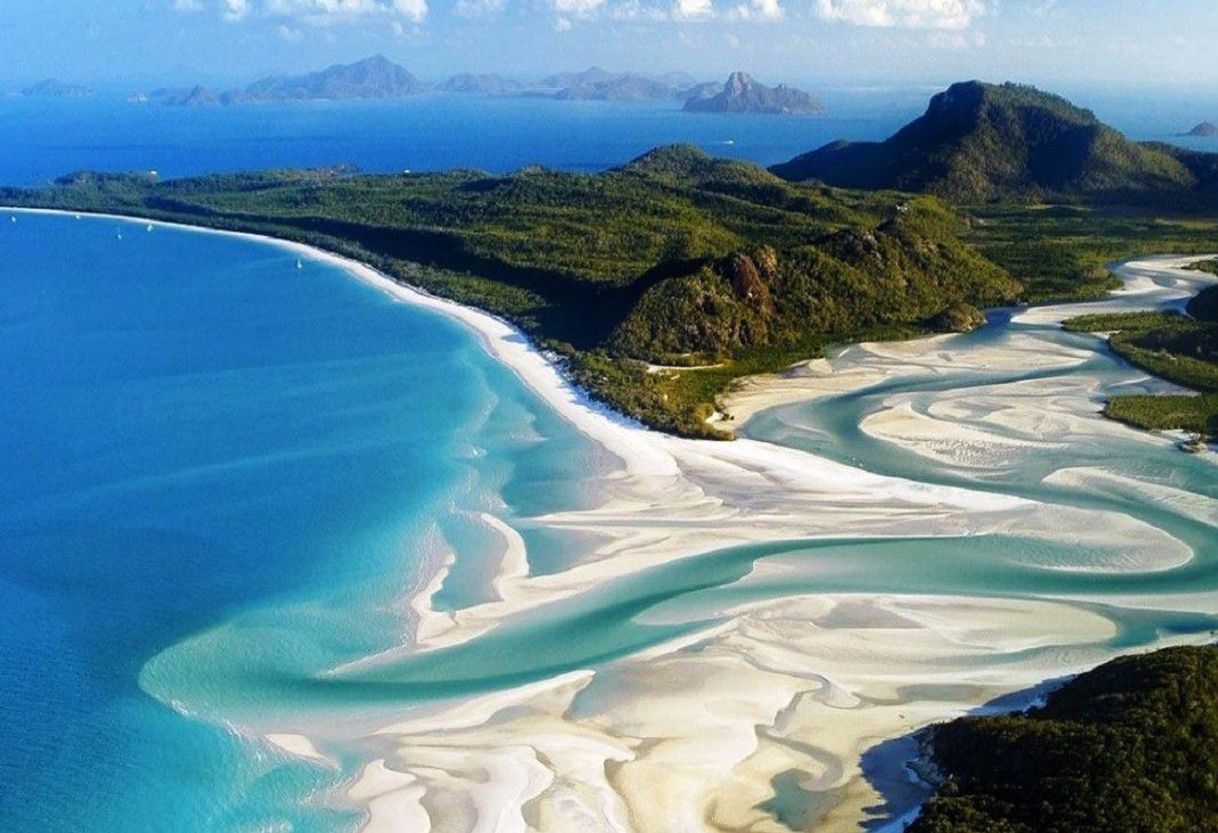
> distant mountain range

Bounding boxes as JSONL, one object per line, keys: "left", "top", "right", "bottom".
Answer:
{"left": 139, "top": 55, "right": 430, "bottom": 106}
{"left": 519, "top": 67, "right": 708, "bottom": 102}
{"left": 771, "top": 80, "right": 1218, "bottom": 204}
{"left": 440, "top": 73, "right": 524, "bottom": 96}
{"left": 125, "top": 56, "right": 820, "bottom": 115}
{"left": 19, "top": 78, "right": 94, "bottom": 99}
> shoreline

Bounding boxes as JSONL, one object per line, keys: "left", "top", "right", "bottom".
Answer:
{"left": 15, "top": 207, "right": 1218, "bottom": 833}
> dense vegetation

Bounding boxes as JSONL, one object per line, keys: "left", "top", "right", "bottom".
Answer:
{"left": 771, "top": 81, "right": 1218, "bottom": 205}
{"left": 2, "top": 146, "right": 1019, "bottom": 437}
{"left": 1063, "top": 290, "right": 1218, "bottom": 434}
{"left": 961, "top": 205, "right": 1218, "bottom": 302}
{"left": 909, "top": 645, "right": 1218, "bottom": 833}
{"left": 763, "top": 76, "right": 1218, "bottom": 442}
{"left": 1187, "top": 258, "right": 1218, "bottom": 278}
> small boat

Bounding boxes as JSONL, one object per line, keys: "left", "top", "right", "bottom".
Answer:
{"left": 116, "top": 230, "right": 123, "bottom": 240}
{"left": 74, "top": 214, "right": 82, "bottom": 220}
{"left": 9, "top": 215, "right": 16, "bottom": 223}
{"left": 296, "top": 258, "right": 303, "bottom": 270}
{"left": 146, "top": 224, "right": 154, "bottom": 232}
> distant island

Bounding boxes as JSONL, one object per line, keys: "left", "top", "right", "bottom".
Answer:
{"left": 20, "top": 78, "right": 94, "bottom": 99}
{"left": 524, "top": 67, "right": 702, "bottom": 102}
{"left": 138, "top": 55, "right": 430, "bottom": 106}
{"left": 684, "top": 71, "right": 823, "bottom": 115}
{"left": 125, "top": 55, "right": 821, "bottom": 115}
{"left": 1185, "top": 121, "right": 1218, "bottom": 137}
{"left": 439, "top": 73, "right": 524, "bottom": 96}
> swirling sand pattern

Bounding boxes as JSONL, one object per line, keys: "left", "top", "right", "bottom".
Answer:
{"left": 10, "top": 212, "right": 1209, "bottom": 833}
{"left": 132, "top": 233, "right": 1218, "bottom": 833}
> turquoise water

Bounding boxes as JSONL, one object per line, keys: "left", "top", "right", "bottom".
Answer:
{"left": 0, "top": 213, "right": 612, "bottom": 831}
{"left": 4, "top": 214, "right": 1217, "bottom": 831}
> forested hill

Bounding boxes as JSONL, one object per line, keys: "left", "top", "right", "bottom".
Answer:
{"left": 2, "top": 146, "right": 1017, "bottom": 438}
{"left": 911, "top": 645, "right": 1218, "bottom": 833}
{"left": 771, "top": 81, "right": 1218, "bottom": 205}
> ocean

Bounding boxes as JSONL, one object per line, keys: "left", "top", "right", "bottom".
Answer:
{"left": 2, "top": 84, "right": 1216, "bottom": 188}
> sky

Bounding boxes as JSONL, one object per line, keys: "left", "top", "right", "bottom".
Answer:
{"left": 3, "top": 0, "right": 1217, "bottom": 90}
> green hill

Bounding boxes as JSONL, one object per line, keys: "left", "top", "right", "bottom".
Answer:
{"left": 910, "top": 645, "right": 1218, "bottom": 833}
{"left": 2, "top": 145, "right": 1017, "bottom": 437}
{"left": 771, "top": 81, "right": 1218, "bottom": 204}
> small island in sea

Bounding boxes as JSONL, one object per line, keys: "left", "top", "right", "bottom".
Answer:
{"left": 1186, "top": 120, "right": 1218, "bottom": 137}
{"left": 684, "top": 71, "right": 823, "bottom": 114}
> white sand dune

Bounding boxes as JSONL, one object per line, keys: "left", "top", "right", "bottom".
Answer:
{"left": 12, "top": 209, "right": 1216, "bottom": 833}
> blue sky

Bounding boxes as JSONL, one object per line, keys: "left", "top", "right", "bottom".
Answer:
{"left": 4, "top": 0, "right": 1216, "bottom": 88}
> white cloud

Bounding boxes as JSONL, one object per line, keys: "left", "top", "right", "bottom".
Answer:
{"left": 223, "top": 0, "right": 250, "bottom": 21}
{"left": 672, "top": 0, "right": 713, "bottom": 20}
{"left": 277, "top": 22, "right": 304, "bottom": 38}
{"left": 171, "top": 0, "right": 205, "bottom": 12}
{"left": 206, "top": 0, "right": 427, "bottom": 26}
{"left": 815, "top": 0, "right": 984, "bottom": 30}
{"left": 393, "top": 0, "right": 427, "bottom": 21}
{"left": 552, "top": 0, "right": 605, "bottom": 14}
{"left": 730, "top": 0, "right": 782, "bottom": 20}
{"left": 454, "top": 0, "right": 507, "bottom": 18}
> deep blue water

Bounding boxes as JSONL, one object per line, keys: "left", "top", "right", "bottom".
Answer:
{"left": 2, "top": 85, "right": 1217, "bottom": 188}
{"left": 0, "top": 92, "right": 920, "bottom": 187}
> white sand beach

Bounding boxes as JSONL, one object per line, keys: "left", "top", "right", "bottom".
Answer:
{"left": 12, "top": 208, "right": 1217, "bottom": 833}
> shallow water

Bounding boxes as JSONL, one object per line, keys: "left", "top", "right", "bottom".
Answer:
{"left": 0, "top": 213, "right": 613, "bottom": 831}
